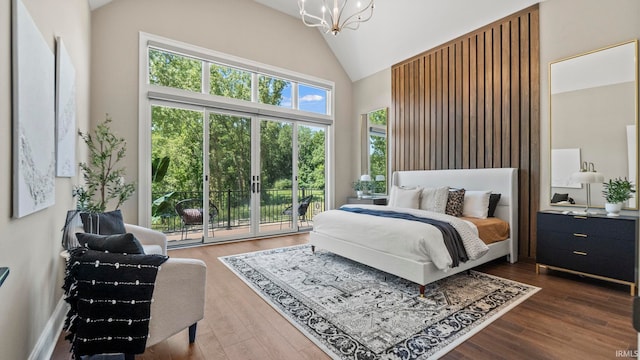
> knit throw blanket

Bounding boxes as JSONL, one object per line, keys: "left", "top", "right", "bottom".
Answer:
{"left": 63, "top": 247, "right": 168, "bottom": 357}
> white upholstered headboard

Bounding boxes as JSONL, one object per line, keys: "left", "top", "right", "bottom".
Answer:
{"left": 392, "top": 168, "right": 518, "bottom": 247}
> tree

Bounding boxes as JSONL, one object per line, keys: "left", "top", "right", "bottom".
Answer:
{"left": 151, "top": 156, "right": 176, "bottom": 219}
{"left": 368, "top": 109, "right": 387, "bottom": 190}
{"left": 75, "top": 115, "right": 136, "bottom": 213}
{"left": 148, "top": 48, "right": 325, "bottom": 213}
{"left": 298, "top": 126, "right": 326, "bottom": 190}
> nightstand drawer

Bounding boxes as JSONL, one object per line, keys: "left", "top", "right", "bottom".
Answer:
{"left": 537, "top": 230, "right": 634, "bottom": 262}
{"left": 537, "top": 213, "right": 636, "bottom": 240}
{"left": 539, "top": 248, "right": 634, "bottom": 282}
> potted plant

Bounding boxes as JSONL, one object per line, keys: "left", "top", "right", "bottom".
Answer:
{"left": 352, "top": 180, "right": 365, "bottom": 198}
{"left": 75, "top": 115, "right": 136, "bottom": 213}
{"left": 602, "top": 177, "right": 635, "bottom": 217}
{"left": 62, "top": 115, "right": 136, "bottom": 247}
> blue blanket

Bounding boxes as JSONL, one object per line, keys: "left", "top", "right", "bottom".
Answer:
{"left": 339, "top": 207, "right": 468, "bottom": 267}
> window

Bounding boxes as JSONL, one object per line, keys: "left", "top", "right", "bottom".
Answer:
{"left": 298, "top": 84, "right": 328, "bottom": 114}
{"left": 210, "top": 64, "right": 251, "bottom": 101}
{"left": 368, "top": 108, "right": 387, "bottom": 193}
{"left": 148, "top": 48, "right": 202, "bottom": 92}
{"left": 140, "top": 33, "right": 335, "bottom": 242}
{"left": 147, "top": 47, "right": 330, "bottom": 116}
{"left": 258, "top": 75, "right": 292, "bottom": 108}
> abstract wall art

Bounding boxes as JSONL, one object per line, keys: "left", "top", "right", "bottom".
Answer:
{"left": 12, "top": 0, "right": 56, "bottom": 218}
{"left": 55, "top": 37, "right": 76, "bottom": 177}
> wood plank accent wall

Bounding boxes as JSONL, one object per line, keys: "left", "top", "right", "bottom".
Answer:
{"left": 391, "top": 5, "right": 540, "bottom": 258}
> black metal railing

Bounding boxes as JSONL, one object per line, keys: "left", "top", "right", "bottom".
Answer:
{"left": 151, "top": 188, "right": 325, "bottom": 234}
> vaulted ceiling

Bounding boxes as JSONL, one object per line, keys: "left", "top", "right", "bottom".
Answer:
{"left": 89, "top": 0, "right": 540, "bottom": 81}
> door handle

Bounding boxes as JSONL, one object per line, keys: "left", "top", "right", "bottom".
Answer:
{"left": 572, "top": 251, "right": 587, "bottom": 256}
{"left": 573, "top": 233, "right": 588, "bottom": 238}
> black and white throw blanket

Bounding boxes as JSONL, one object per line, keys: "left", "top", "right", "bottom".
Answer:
{"left": 63, "top": 247, "right": 168, "bottom": 358}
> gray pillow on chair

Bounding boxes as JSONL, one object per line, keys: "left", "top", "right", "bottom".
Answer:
{"left": 80, "top": 209, "right": 126, "bottom": 234}
{"left": 76, "top": 232, "right": 145, "bottom": 254}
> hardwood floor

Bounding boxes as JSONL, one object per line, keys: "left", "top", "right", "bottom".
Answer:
{"left": 51, "top": 234, "right": 637, "bottom": 359}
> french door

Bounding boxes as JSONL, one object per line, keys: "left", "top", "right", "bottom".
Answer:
{"left": 150, "top": 103, "right": 326, "bottom": 245}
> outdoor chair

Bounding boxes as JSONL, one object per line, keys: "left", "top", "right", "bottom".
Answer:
{"left": 175, "top": 199, "right": 219, "bottom": 240}
{"left": 280, "top": 195, "right": 313, "bottom": 229}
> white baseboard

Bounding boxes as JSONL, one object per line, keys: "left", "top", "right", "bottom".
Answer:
{"left": 29, "top": 296, "right": 68, "bottom": 360}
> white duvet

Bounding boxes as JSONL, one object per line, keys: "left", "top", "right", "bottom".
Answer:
{"left": 311, "top": 204, "right": 489, "bottom": 270}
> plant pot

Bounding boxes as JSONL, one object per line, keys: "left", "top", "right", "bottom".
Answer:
{"left": 605, "top": 202, "right": 623, "bottom": 217}
{"left": 356, "top": 190, "right": 363, "bottom": 199}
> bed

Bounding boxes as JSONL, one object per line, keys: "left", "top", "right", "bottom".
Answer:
{"left": 309, "top": 168, "right": 518, "bottom": 295}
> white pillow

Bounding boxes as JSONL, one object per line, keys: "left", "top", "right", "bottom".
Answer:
{"left": 388, "top": 186, "right": 422, "bottom": 209}
{"left": 420, "top": 186, "right": 449, "bottom": 213}
{"left": 462, "top": 190, "right": 492, "bottom": 218}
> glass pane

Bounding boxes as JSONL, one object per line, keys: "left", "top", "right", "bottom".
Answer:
{"left": 298, "top": 124, "right": 326, "bottom": 227}
{"left": 368, "top": 108, "right": 387, "bottom": 193}
{"left": 260, "top": 120, "right": 293, "bottom": 232}
{"left": 258, "top": 75, "right": 292, "bottom": 108}
{"left": 298, "top": 84, "right": 328, "bottom": 114}
{"left": 150, "top": 105, "right": 204, "bottom": 242}
{"left": 209, "top": 113, "right": 252, "bottom": 238}
{"left": 368, "top": 108, "right": 387, "bottom": 126}
{"left": 148, "top": 48, "right": 202, "bottom": 92}
{"left": 210, "top": 64, "right": 251, "bottom": 101}
{"left": 369, "top": 134, "right": 387, "bottom": 193}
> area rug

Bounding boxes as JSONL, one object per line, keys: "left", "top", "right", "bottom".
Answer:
{"left": 219, "top": 245, "right": 539, "bottom": 359}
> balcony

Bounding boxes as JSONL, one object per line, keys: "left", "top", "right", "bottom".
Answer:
{"left": 151, "top": 188, "right": 325, "bottom": 243}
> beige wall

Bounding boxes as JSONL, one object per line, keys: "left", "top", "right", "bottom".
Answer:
{"left": 0, "top": 0, "right": 90, "bottom": 359}
{"left": 539, "top": 0, "right": 640, "bottom": 214}
{"left": 90, "top": 0, "right": 354, "bottom": 221}
{"left": 351, "top": 68, "right": 391, "bottom": 202}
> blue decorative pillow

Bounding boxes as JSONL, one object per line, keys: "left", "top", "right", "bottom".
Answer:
{"left": 80, "top": 209, "right": 126, "bottom": 234}
{"left": 75, "top": 232, "right": 145, "bottom": 254}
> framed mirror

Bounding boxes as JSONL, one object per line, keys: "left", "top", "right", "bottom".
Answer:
{"left": 549, "top": 40, "right": 638, "bottom": 210}
{"left": 360, "top": 108, "right": 388, "bottom": 194}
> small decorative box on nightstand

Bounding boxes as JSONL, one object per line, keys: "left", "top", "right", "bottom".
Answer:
{"left": 346, "top": 196, "right": 388, "bottom": 205}
{"left": 536, "top": 210, "right": 638, "bottom": 295}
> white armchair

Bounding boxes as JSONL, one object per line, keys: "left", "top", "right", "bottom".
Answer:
{"left": 124, "top": 223, "right": 167, "bottom": 255}
{"left": 71, "top": 223, "right": 207, "bottom": 352}
{"left": 123, "top": 224, "right": 207, "bottom": 348}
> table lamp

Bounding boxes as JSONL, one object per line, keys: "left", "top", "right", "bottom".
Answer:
{"left": 375, "top": 175, "right": 385, "bottom": 194}
{"left": 569, "top": 162, "right": 604, "bottom": 215}
{"left": 360, "top": 174, "right": 372, "bottom": 197}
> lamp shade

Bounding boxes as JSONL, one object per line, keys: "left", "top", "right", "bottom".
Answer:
{"left": 360, "top": 174, "right": 372, "bottom": 182}
{"left": 570, "top": 171, "right": 605, "bottom": 184}
{"left": 375, "top": 175, "right": 385, "bottom": 181}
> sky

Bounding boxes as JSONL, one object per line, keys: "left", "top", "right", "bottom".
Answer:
{"left": 279, "top": 83, "right": 327, "bottom": 114}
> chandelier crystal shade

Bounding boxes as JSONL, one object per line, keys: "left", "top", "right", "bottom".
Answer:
{"left": 298, "top": 0, "right": 375, "bottom": 36}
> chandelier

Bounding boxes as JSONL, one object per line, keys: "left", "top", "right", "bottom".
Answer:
{"left": 298, "top": 0, "right": 375, "bottom": 36}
